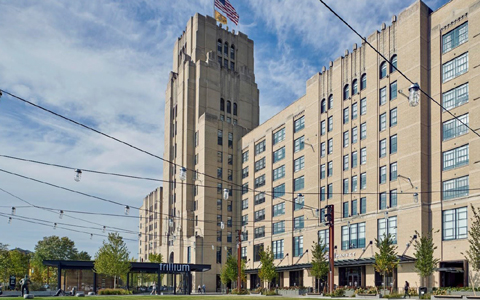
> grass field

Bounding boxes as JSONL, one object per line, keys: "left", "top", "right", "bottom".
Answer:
{"left": 0, "top": 297, "right": 308, "bottom": 300}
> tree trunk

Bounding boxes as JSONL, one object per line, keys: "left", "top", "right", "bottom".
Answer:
{"left": 114, "top": 275, "right": 116, "bottom": 289}
{"left": 383, "top": 272, "right": 386, "bottom": 295}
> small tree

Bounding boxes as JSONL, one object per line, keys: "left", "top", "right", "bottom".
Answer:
{"left": 148, "top": 253, "right": 164, "bottom": 283}
{"left": 374, "top": 234, "right": 399, "bottom": 295}
{"left": 220, "top": 255, "right": 246, "bottom": 290}
{"left": 94, "top": 233, "right": 131, "bottom": 288}
{"left": 311, "top": 242, "right": 329, "bottom": 293}
{"left": 413, "top": 230, "right": 439, "bottom": 288}
{"left": 465, "top": 204, "right": 480, "bottom": 295}
{"left": 259, "top": 247, "right": 277, "bottom": 290}
{"left": 0, "top": 243, "right": 11, "bottom": 286}
{"left": 75, "top": 251, "right": 92, "bottom": 261}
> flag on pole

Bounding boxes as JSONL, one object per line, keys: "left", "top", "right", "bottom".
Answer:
{"left": 215, "top": 10, "right": 227, "bottom": 25}
{"left": 214, "top": 0, "right": 239, "bottom": 25}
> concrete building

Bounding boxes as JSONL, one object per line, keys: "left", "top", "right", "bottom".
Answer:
{"left": 139, "top": 187, "right": 163, "bottom": 262}
{"left": 144, "top": 0, "right": 480, "bottom": 291}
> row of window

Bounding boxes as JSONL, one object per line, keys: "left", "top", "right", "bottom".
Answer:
{"left": 342, "top": 74, "right": 368, "bottom": 100}
{"left": 217, "top": 130, "right": 234, "bottom": 148}
{"left": 379, "top": 55, "right": 398, "bottom": 79}
{"left": 219, "top": 98, "right": 238, "bottom": 115}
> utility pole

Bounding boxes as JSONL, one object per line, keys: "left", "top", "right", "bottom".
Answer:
{"left": 237, "top": 229, "right": 242, "bottom": 292}
{"left": 325, "top": 204, "right": 334, "bottom": 293}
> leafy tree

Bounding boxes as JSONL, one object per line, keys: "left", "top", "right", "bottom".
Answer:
{"left": 311, "top": 242, "right": 329, "bottom": 293}
{"left": 148, "top": 253, "right": 163, "bottom": 263}
{"left": 9, "top": 250, "right": 30, "bottom": 279}
{"left": 464, "top": 204, "right": 480, "bottom": 294}
{"left": 413, "top": 230, "right": 439, "bottom": 288}
{"left": 258, "top": 247, "right": 277, "bottom": 290}
{"left": 94, "top": 233, "right": 131, "bottom": 288}
{"left": 220, "top": 254, "right": 246, "bottom": 287}
{"left": 374, "top": 234, "right": 399, "bottom": 295}
{"left": 0, "top": 243, "right": 11, "bottom": 286}
{"left": 75, "top": 251, "right": 92, "bottom": 261}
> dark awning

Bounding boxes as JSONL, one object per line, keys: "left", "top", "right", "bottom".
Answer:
{"left": 437, "top": 267, "right": 464, "bottom": 273}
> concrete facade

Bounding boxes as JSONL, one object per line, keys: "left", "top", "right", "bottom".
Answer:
{"left": 139, "top": 187, "right": 163, "bottom": 262}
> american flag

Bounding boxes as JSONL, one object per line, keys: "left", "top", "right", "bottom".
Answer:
{"left": 214, "top": 0, "right": 239, "bottom": 25}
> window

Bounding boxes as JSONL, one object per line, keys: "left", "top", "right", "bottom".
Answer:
{"left": 344, "top": 85, "right": 350, "bottom": 100}
{"left": 379, "top": 192, "right": 387, "bottom": 210}
{"left": 217, "top": 39, "right": 222, "bottom": 54}
{"left": 242, "top": 150, "right": 249, "bottom": 163}
{"left": 390, "top": 108, "right": 397, "bottom": 127}
{"left": 352, "top": 175, "right": 358, "bottom": 192}
{"left": 242, "top": 166, "right": 249, "bottom": 179}
{"left": 443, "top": 176, "right": 469, "bottom": 200}
{"left": 320, "top": 186, "right": 326, "bottom": 201}
{"left": 343, "top": 131, "right": 349, "bottom": 148}
{"left": 294, "top": 216, "right": 305, "bottom": 230}
{"left": 273, "top": 221, "right": 286, "bottom": 234}
{"left": 352, "top": 127, "right": 358, "bottom": 144}
{"left": 294, "top": 156, "right": 305, "bottom": 172}
{"left": 380, "top": 62, "right": 387, "bottom": 79}
{"left": 217, "top": 199, "right": 223, "bottom": 210}
{"left": 255, "top": 157, "right": 266, "bottom": 172}
{"left": 379, "top": 113, "right": 386, "bottom": 131}
{"left": 327, "top": 161, "right": 333, "bottom": 177}
{"left": 320, "top": 164, "right": 326, "bottom": 179}
{"left": 443, "top": 22, "right": 468, "bottom": 53}
{"left": 224, "top": 42, "right": 228, "bottom": 54}
{"left": 294, "top": 116, "right": 305, "bottom": 133}
{"left": 217, "top": 167, "right": 223, "bottom": 179}
{"left": 227, "top": 202, "right": 232, "bottom": 213}
{"left": 343, "top": 155, "right": 349, "bottom": 171}
{"left": 379, "top": 139, "right": 386, "bottom": 158}
{"left": 343, "top": 179, "right": 349, "bottom": 195}
{"left": 318, "top": 230, "right": 329, "bottom": 251}
{"left": 443, "top": 144, "right": 469, "bottom": 170}
{"left": 390, "top": 162, "right": 397, "bottom": 181}
{"left": 360, "top": 122, "right": 367, "bottom": 140}
{"left": 321, "top": 120, "right": 326, "bottom": 135}
{"left": 343, "top": 201, "right": 349, "bottom": 217}
{"left": 226, "top": 100, "right": 231, "bottom": 113}
{"left": 443, "top": 114, "right": 469, "bottom": 140}
{"left": 443, "top": 207, "right": 468, "bottom": 240}
{"left": 228, "top": 154, "right": 233, "bottom": 165}
{"left": 228, "top": 132, "right": 233, "bottom": 148}
{"left": 321, "top": 142, "right": 326, "bottom": 157}
{"left": 378, "top": 216, "right": 397, "bottom": 243}
{"left": 443, "top": 52, "right": 468, "bottom": 82}
{"left": 390, "top": 81, "right": 397, "bottom": 100}
{"left": 273, "top": 165, "right": 286, "bottom": 181}
{"left": 273, "top": 183, "right": 285, "bottom": 199}
{"left": 272, "top": 240, "right": 284, "bottom": 259}
{"left": 254, "top": 244, "right": 264, "bottom": 261}
{"left": 341, "top": 222, "right": 366, "bottom": 250}
{"left": 218, "top": 55, "right": 222, "bottom": 66}
{"left": 352, "top": 151, "right": 358, "bottom": 168}
{"left": 254, "top": 209, "right": 265, "bottom": 221}
{"left": 379, "top": 87, "right": 387, "bottom": 106}
{"left": 328, "top": 116, "right": 333, "bottom": 132}
{"left": 233, "top": 103, "right": 237, "bottom": 115}
{"left": 273, "top": 128, "right": 286, "bottom": 145}
{"left": 242, "top": 215, "right": 248, "bottom": 226}
{"left": 379, "top": 166, "right": 387, "bottom": 184}
{"left": 361, "top": 147, "right": 367, "bottom": 165}
{"left": 360, "top": 172, "right": 367, "bottom": 190}
{"left": 230, "top": 44, "right": 235, "bottom": 59}
{"left": 351, "top": 199, "right": 358, "bottom": 216}
{"left": 241, "top": 247, "right": 247, "bottom": 260}
{"left": 343, "top": 107, "right": 349, "bottom": 124}
{"left": 321, "top": 99, "right": 326, "bottom": 113}
{"left": 255, "top": 226, "right": 265, "bottom": 239}
{"left": 390, "top": 135, "right": 397, "bottom": 154}
{"left": 255, "top": 140, "right": 266, "bottom": 155}
{"left": 360, "top": 197, "right": 367, "bottom": 214}
{"left": 217, "top": 129, "right": 223, "bottom": 145}
{"left": 390, "top": 189, "right": 397, "bottom": 207}
{"left": 217, "top": 183, "right": 222, "bottom": 194}
{"left": 328, "top": 139, "right": 333, "bottom": 154}
{"left": 217, "top": 151, "right": 223, "bottom": 163}
{"left": 273, "top": 202, "right": 285, "bottom": 217}
{"left": 328, "top": 95, "right": 334, "bottom": 110}
{"left": 294, "top": 176, "right": 304, "bottom": 192}
{"left": 294, "top": 136, "right": 305, "bottom": 152}
{"left": 255, "top": 193, "right": 266, "bottom": 205}
{"left": 293, "top": 236, "right": 304, "bottom": 256}
{"left": 242, "top": 199, "right": 249, "bottom": 210}
{"left": 360, "top": 98, "right": 367, "bottom": 115}
{"left": 327, "top": 183, "right": 333, "bottom": 199}
{"left": 255, "top": 175, "right": 265, "bottom": 188}
{"left": 216, "top": 246, "right": 222, "bottom": 263}
{"left": 242, "top": 183, "right": 249, "bottom": 195}
{"left": 352, "top": 79, "right": 358, "bottom": 95}
{"left": 390, "top": 55, "right": 397, "bottom": 73}
{"left": 361, "top": 74, "right": 367, "bottom": 90}
{"left": 443, "top": 83, "right": 468, "bottom": 111}
{"left": 273, "top": 147, "right": 286, "bottom": 163}
{"left": 352, "top": 103, "right": 358, "bottom": 120}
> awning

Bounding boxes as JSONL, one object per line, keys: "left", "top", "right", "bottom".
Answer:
{"left": 437, "top": 267, "right": 464, "bottom": 273}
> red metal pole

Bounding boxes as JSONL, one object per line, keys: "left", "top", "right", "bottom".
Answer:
{"left": 237, "top": 229, "right": 242, "bottom": 292}
{"left": 329, "top": 205, "right": 334, "bottom": 293}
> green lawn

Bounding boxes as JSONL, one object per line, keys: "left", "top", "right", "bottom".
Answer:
{"left": 0, "top": 297, "right": 311, "bottom": 300}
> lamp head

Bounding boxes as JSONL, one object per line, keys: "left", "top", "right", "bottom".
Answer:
{"left": 408, "top": 83, "right": 420, "bottom": 107}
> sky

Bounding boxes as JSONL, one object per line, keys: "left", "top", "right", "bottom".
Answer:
{"left": 0, "top": 0, "right": 448, "bottom": 258}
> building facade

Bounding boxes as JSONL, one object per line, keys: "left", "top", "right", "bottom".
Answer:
{"left": 144, "top": 0, "right": 480, "bottom": 291}
{"left": 139, "top": 187, "right": 163, "bottom": 262}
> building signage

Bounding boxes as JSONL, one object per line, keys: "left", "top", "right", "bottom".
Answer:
{"left": 159, "top": 263, "right": 190, "bottom": 272}
{"left": 334, "top": 252, "right": 356, "bottom": 259}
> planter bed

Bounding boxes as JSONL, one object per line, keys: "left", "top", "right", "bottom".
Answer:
{"left": 356, "top": 294, "right": 381, "bottom": 299}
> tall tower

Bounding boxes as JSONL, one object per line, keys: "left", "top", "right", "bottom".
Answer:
{"left": 162, "top": 13, "right": 259, "bottom": 291}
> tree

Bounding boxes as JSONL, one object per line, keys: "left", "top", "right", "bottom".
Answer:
{"left": 413, "top": 230, "right": 439, "bottom": 288}
{"left": 220, "top": 255, "right": 237, "bottom": 286}
{"left": 75, "top": 251, "right": 92, "bottom": 261}
{"left": 0, "top": 243, "right": 11, "bottom": 286}
{"left": 258, "top": 247, "right": 277, "bottom": 290}
{"left": 9, "top": 250, "right": 30, "bottom": 279}
{"left": 311, "top": 242, "right": 329, "bottom": 293}
{"left": 374, "top": 234, "right": 399, "bottom": 295}
{"left": 465, "top": 204, "right": 480, "bottom": 294}
{"left": 148, "top": 253, "right": 163, "bottom": 263}
{"left": 94, "top": 233, "right": 131, "bottom": 288}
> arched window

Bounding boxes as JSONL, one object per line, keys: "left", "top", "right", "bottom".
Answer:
{"left": 328, "top": 95, "right": 333, "bottom": 110}
{"left": 224, "top": 42, "right": 228, "bottom": 54}
{"left": 343, "top": 85, "right": 350, "bottom": 100}
{"left": 217, "top": 39, "right": 222, "bottom": 54}
{"left": 352, "top": 79, "right": 358, "bottom": 95}
{"left": 321, "top": 99, "right": 326, "bottom": 113}
{"left": 233, "top": 103, "right": 237, "bottom": 115}
{"left": 390, "top": 55, "right": 397, "bottom": 73}
{"left": 230, "top": 45, "right": 235, "bottom": 60}
{"left": 361, "top": 74, "right": 367, "bottom": 90}
{"left": 380, "top": 62, "right": 387, "bottom": 79}
{"left": 220, "top": 98, "right": 225, "bottom": 111}
{"left": 227, "top": 100, "right": 232, "bottom": 113}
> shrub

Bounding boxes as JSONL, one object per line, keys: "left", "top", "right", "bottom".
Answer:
{"left": 383, "top": 293, "right": 404, "bottom": 299}
{"left": 231, "top": 289, "right": 250, "bottom": 295}
{"left": 408, "top": 287, "right": 419, "bottom": 296}
{"left": 433, "top": 288, "right": 448, "bottom": 295}
{"left": 98, "top": 288, "right": 132, "bottom": 295}
{"left": 420, "top": 293, "right": 432, "bottom": 299}
{"left": 333, "top": 288, "right": 346, "bottom": 297}
{"left": 262, "top": 290, "right": 278, "bottom": 296}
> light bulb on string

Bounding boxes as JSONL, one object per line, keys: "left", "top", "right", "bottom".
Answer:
{"left": 11, "top": 207, "right": 16, "bottom": 215}
{"left": 103, "top": 226, "right": 106, "bottom": 233}
{"left": 53, "top": 223, "right": 57, "bottom": 230}
{"left": 90, "top": 234, "right": 93, "bottom": 240}
{"left": 59, "top": 210, "right": 64, "bottom": 219}
{"left": 125, "top": 206, "right": 130, "bottom": 215}
{"left": 179, "top": 167, "right": 187, "bottom": 181}
{"left": 8, "top": 217, "right": 12, "bottom": 224}
{"left": 223, "top": 189, "right": 229, "bottom": 200}
{"left": 212, "top": 245, "right": 214, "bottom": 250}
{"left": 220, "top": 221, "right": 225, "bottom": 230}
{"left": 74, "top": 169, "right": 82, "bottom": 182}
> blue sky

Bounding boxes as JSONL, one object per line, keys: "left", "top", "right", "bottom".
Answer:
{"left": 0, "top": 0, "right": 448, "bottom": 257}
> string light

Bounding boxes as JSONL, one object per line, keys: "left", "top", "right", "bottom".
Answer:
{"left": 124, "top": 205, "right": 130, "bottom": 215}
{"left": 8, "top": 217, "right": 12, "bottom": 224}
{"left": 90, "top": 234, "right": 93, "bottom": 240}
{"left": 59, "top": 210, "right": 64, "bottom": 219}
{"left": 103, "top": 226, "right": 106, "bottom": 233}
{"left": 11, "top": 207, "right": 16, "bottom": 215}
{"left": 74, "top": 169, "right": 82, "bottom": 182}
{"left": 53, "top": 223, "right": 57, "bottom": 230}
